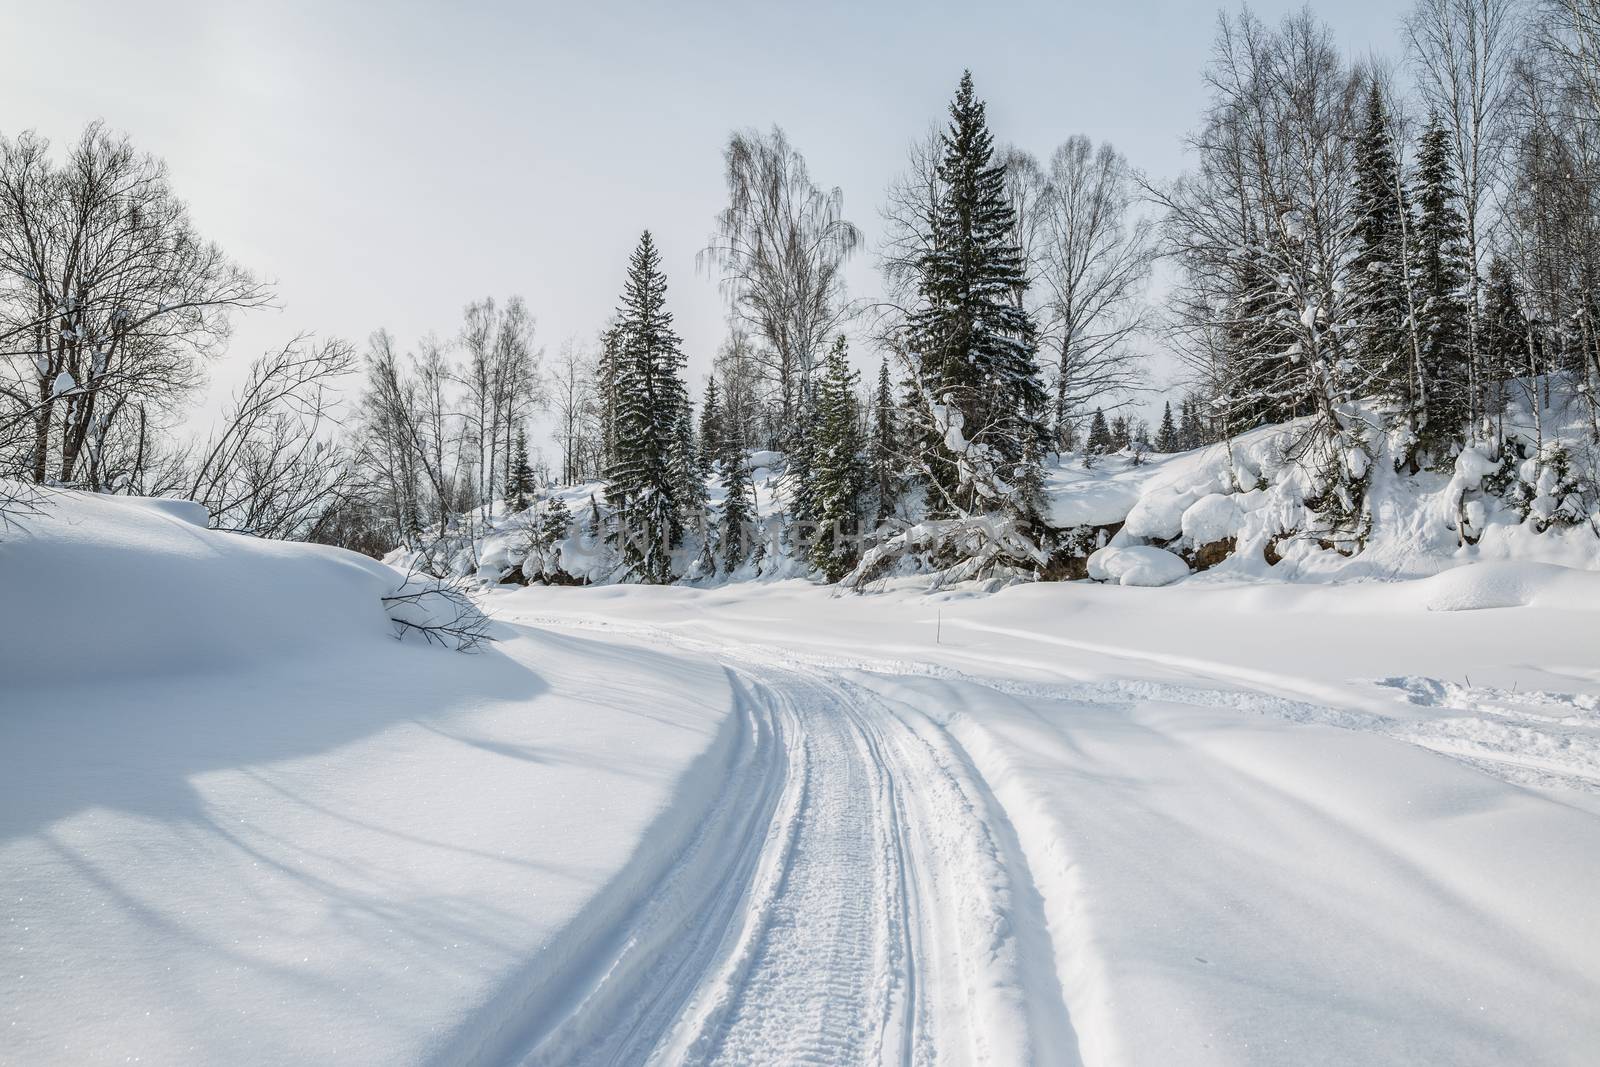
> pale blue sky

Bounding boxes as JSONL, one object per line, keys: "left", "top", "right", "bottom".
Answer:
{"left": 3, "top": 0, "right": 1408, "bottom": 448}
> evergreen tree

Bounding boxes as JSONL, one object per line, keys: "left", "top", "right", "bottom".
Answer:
{"left": 698, "top": 377, "right": 724, "bottom": 475}
{"left": 506, "top": 427, "right": 535, "bottom": 513}
{"left": 1349, "top": 82, "right": 1413, "bottom": 400}
{"left": 604, "top": 231, "right": 691, "bottom": 583}
{"left": 1480, "top": 257, "right": 1536, "bottom": 400}
{"left": 1412, "top": 120, "right": 1472, "bottom": 453}
{"left": 540, "top": 494, "right": 571, "bottom": 547}
{"left": 1155, "top": 401, "right": 1180, "bottom": 452}
{"left": 1179, "top": 396, "right": 1206, "bottom": 450}
{"left": 1109, "top": 414, "right": 1131, "bottom": 451}
{"left": 785, "top": 389, "right": 820, "bottom": 535}
{"left": 807, "top": 336, "right": 867, "bottom": 580}
{"left": 671, "top": 396, "right": 706, "bottom": 522}
{"left": 870, "top": 358, "right": 901, "bottom": 525}
{"left": 719, "top": 427, "right": 756, "bottom": 571}
{"left": 1085, "top": 407, "right": 1112, "bottom": 454}
{"left": 908, "top": 71, "right": 1047, "bottom": 513}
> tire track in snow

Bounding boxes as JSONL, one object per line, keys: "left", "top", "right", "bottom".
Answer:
{"left": 502, "top": 615, "right": 1078, "bottom": 1066}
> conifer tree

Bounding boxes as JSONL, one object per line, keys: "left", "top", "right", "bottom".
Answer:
{"left": 1179, "top": 396, "right": 1206, "bottom": 450}
{"left": 1350, "top": 82, "right": 1413, "bottom": 400}
{"left": 698, "top": 377, "right": 724, "bottom": 475}
{"left": 1085, "top": 408, "right": 1112, "bottom": 454}
{"left": 1480, "top": 257, "right": 1535, "bottom": 403}
{"left": 719, "top": 427, "right": 756, "bottom": 570}
{"left": 506, "top": 427, "right": 534, "bottom": 513}
{"left": 1109, "top": 415, "right": 1130, "bottom": 451}
{"left": 908, "top": 71, "right": 1047, "bottom": 513}
{"left": 540, "top": 494, "right": 571, "bottom": 546}
{"left": 671, "top": 397, "right": 706, "bottom": 522}
{"left": 870, "top": 358, "right": 901, "bottom": 525}
{"left": 604, "top": 231, "right": 691, "bottom": 583}
{"left": 1155, "top": 401, "right": 1179, "bottom": 453}
{"left": 1412, "top": 121, "right": 1472, "bottom": 453}
{"left": 785, "top": 390, "right": 820, "bottom": 535}
{"left": 807, "top": 337, "right": 867, "bottom": 580}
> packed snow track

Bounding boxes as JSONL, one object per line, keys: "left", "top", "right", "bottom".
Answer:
{"left": 485, "top": 626, "right": 1076, "bottom": 1067}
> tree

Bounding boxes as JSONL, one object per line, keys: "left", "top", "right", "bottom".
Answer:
{"left": 1407, "top": 0, "right": 1519, "bottom": 426}
{"left": 719, "top": 431, "right": 756, "bottom": 571}
{"left": 186, "top": 337, "right": 358, "bottom": 539}
{"left": 1349, "top": 80, "right": 1418, "bottom": 402}
{"left": 507, "top": 428, "right": 534, "bottom": 513}
{"left": 1085, "top": 407, "right": 1112, "bottom": 456}
{"left": 869, "top": 358, "right": 901, "bottom": 524}
{"left": 604, "top": 231, "right": 691, "bottom": 584}
{"left": 702, "top": 127, "right": 860, "bottom": 434}
{"left": 1155, "top": 401, "right": 1180, "bottom": 452}
{"left": 907, "top": 71, "right": 1047, "bottom": 515}
{"left": 457, "top": 296, "right": 542, "bottom": 519}
{"left": 1035, "top": 136, "right": 1158, "bottom": 447}
{"left": 1412, "top": 120, "right": 1474, "bottom": 453}
{"left": 551, "top": 338, "right": 601, "bottom": 485}
{"left": 698, "top": 376, "right": 724, "bottom": 475}
{"left": 0, "top": 123, "right": 270, "bottom": 487}
{"left": 1180, "top": 396, "right": 1207, "bottom": 450}
{"left": 1109, "top": 414, "right": 1131, "bottom": 451}
{"left": 807, "top": 337, "right": 867, "bottom": 580}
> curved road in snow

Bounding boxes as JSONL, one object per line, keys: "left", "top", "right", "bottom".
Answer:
{"left": 490, "top": 628, "right": 1078, "bottom": 1067}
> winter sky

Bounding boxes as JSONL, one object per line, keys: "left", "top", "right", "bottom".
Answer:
{"left": 4, "top": 0, "right": 1402, "bottom": 449}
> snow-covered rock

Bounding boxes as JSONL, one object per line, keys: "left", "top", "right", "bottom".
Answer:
{"left": 1087, "top": 544, "right": 1191, "bottom": 587}
{"left": 1123, "top": 489, "right": 1191, "bottom": 541}
{"left": 1180, "top": 493, "right": 1242, "bottom": 548}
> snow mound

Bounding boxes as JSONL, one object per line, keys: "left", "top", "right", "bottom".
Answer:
{"left": 0, "top": 489, "right": 399, "bottom": 686}
{"left": 1416, "top": 561, "right": 1600, "bottom": 613}
{"left": 1087, "top": 544, "right": 1191, "bottom": 587}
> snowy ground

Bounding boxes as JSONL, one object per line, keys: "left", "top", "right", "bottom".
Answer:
{"left": 4, "top": 491, "right": 1600, "bottom": 1065}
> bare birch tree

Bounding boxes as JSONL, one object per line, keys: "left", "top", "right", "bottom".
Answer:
{"left": 702, "top": 126, "right": 861, "bottom": 433}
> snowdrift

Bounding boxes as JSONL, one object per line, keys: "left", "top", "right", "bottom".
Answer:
{"left": 0, "top": 487, "right": 742, "bottom": 1066}
{"left": 0, "top": 488, "right": 399, "bottom": 685}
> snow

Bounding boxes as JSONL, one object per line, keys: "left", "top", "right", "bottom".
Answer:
{"left": 4, "top": 485, "right": 1600, "bottom": 1065}
{"left": 0, "top": 489, "right": 739, "bottom": 1065}
{"left": 1179, "top": 491, "right": 1240, "bottom": 547}
{"left": 1086, "top": 543, "right": 1191, "bottom": 586}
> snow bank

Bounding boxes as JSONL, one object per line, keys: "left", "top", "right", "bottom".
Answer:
{"left": 0, "top": 489, "right": 396, "bottom": 686}
{"left": 0, "top": 490, "right": 742, "bottom": 1066}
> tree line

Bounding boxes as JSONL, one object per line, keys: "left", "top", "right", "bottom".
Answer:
{"left": 4, "top": 0, "right": 1598, "bottom": 583}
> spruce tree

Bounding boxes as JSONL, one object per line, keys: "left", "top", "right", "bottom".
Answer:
{"left": 506, "top": 427, "right": 534, "bottom": 513}
{"left": 908, "top": 71, "right": 1047, "bottom": 513}
{"left": 1085, "top": 407, "right": 1112, "bottom": 456}
{"left": 604, "top": 231, "right": 691, "bottom": 583}
{"left": 1109, "top": 415, "right": 1130, "bottom": 452}
{"left": 1155, "top": 401, "right": 1179, "bottom": 453}
{"left": 807, "top": 336, "right": 867, "bottom": 580}
{"left": 1349, "top": 82, "right": 1412, "bottom": 401}
{"left": 719, "top": 427, "right": 756, "bottom": 570}
{"left": 1412, "top": 120, "right": 1472, "bottom": 453}
{"left": 870, "top": 358, "right": 901, "bottom": 525}
{"left": 1480, "top": 257, "right": 1534, "bottom": 401}
{"left": 698, "top": 377, "right": 724, "bottom": 475}
{"left": 1180, "top": 396, "right": 1206, "bottom": 450}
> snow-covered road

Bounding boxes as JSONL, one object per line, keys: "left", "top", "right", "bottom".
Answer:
{"left": 495, "top": 580, "right": 1600, "bottom": 1067}
{"left": 497, "top": 629, "right": 1079, "bottom": 1065}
